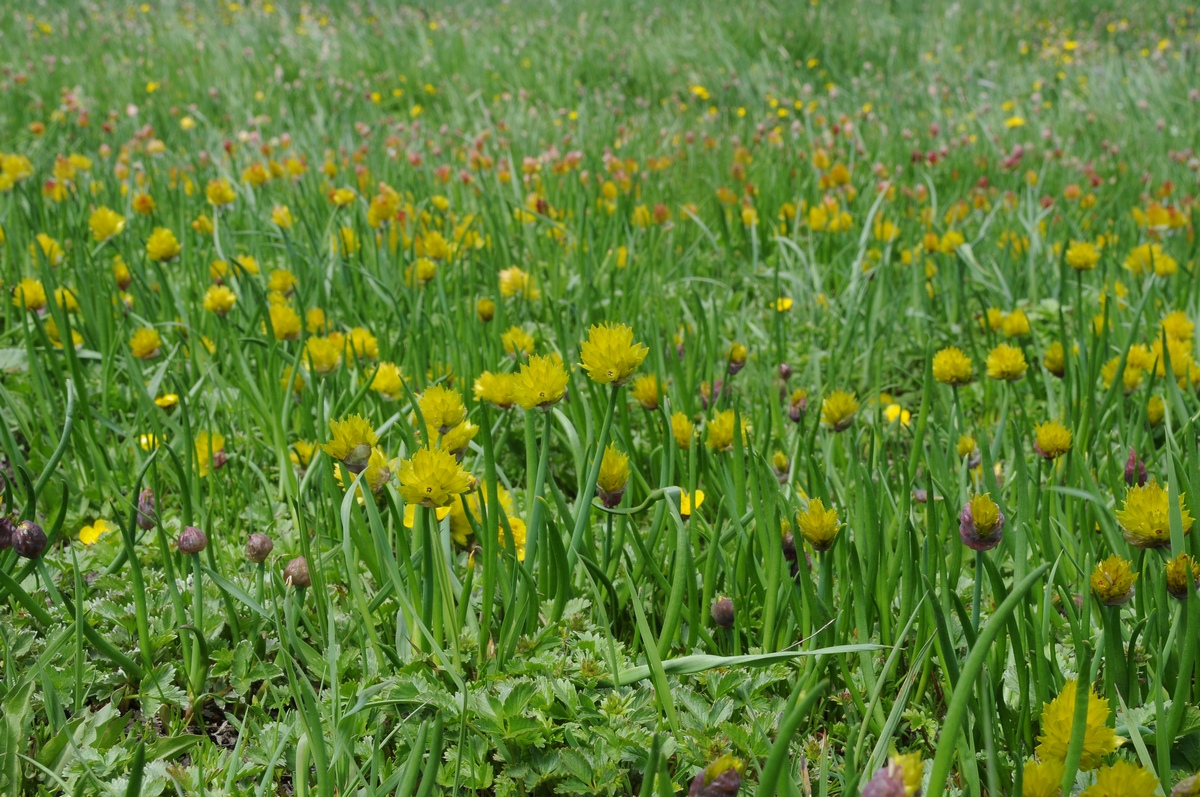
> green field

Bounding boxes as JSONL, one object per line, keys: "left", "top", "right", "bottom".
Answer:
{"left": 2, "top": 1, "right": 1200, "bottom": 795}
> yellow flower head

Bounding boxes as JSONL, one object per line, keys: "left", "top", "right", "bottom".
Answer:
{"left": 1166, "top": 551, "right": 1200, "bottom": 600}
{"left": 321, "top": 414, "right": 378, "bottom": 473}
{"left": 130, "top": 327, "right": 162, "bottom": 359}
{"left": 146, "top": 227, "right": 182, "bottom": 262}
{"left": 1020, "top": 757, "right": 1064, "bottom": 797}
{"left": 203, "top": 284, "right": 237, "bottom": 316}
{"left": 515, "top": 354, "right": 569, "bottom": 410}
{"left": 268, "top": 304, "right": 301, "bottom": 341}
{"left": 1124, "top": 242, "right": 1177, "bottom": 277}
{"left": 933, "top": 346, "right": 973, "bottom": 385}
{"left": 473, "top": 371, "right": 517, "bottom": 409}
{"left": 80, "top": 518, "right": 116, "bottom": 546}
{"left": 797, "top": 498, "right": 841, "bottom": 551}
{"left": 370, "top": 362, "right": 405, "bottom": 401}
{"left": 1034, "top": 420, "right": 1072, "bottom": 460}
{"left": 821, "top": 390, "right": 859, "bottom": 432}
{"left": 579, "top": 322, "right": 649, "bottom": 386}
{"left": 12, "top": 278, "right": 47, "bottom": 311}
{"left": 501, "top": 325, "right": 536, "bottom": 357}
{"left": 206, "top": 177, "right": 236, "bottom": 206}
{"left": 346, "top": 326, "right": 379, "bottom": 361}
{"left": 671, "top": 411, "right": 694, "bottom": 449}
{"left": 1081, "top": 760, "right": 1159, "bottom": 797}
{"left": 630, "top": 373, "right": 661, "bottom": 410}
{"left": 1036, "top": 679, "right": 1123, "bottom": 770}
{"left": 1115, "top": 479, "right": 1193, "bottom": 549}
{"left": 271, "top": 204, "right": 295, "bottom": 229}
{"left": 1066, "top": 240, "right": 1100, "bottom": 271}
{"left": 1043, "top": 341, "right": 1067, "bottom": 377}
{"left": 1161, "top": 310, "right": 1195, "bottom": 343}
{"left": 499, "top": 266, "right": 539, "bottom": 300}
{"left": 706, "top": 409, "right": 748, "bottom": 452}
{"left": 679, "top": 489, "right": 705, "bottom": 519}
{"left": 89, "top": 206, "right": 126, "bottom": 242}
{"left": 420, "top": 384, "right": 467, "bottom": 434}
{"left": 439, "top": 419, "right": 478, "bottom": 458}
{"left": 304, "top": 336, "right": 342, "bottom": 376}
{"left": 32, "top": 233, "right": 65, "bottom": 266}
{"left": 194, "top": 430, "right": 227, "bottom": 478}
{"left": 597, "top": 445, "right": 630, "bottom": 507}
{"left": 957, "top": 434, "right": 978, "bottom": 459}
{"left": 397, "top": 445, "right": 472, "bottom": 508}
{"left": 290, "top": 440, "right": 316, "bottom": 469}
{"left": 477, "top": 297, "right": 496, "bottom": 322}
{"left": 1090, "top": 554, "right": 1138, "bottom": 606}
{"left": 986, "top": 343, "right": 1028, "bottom": 381}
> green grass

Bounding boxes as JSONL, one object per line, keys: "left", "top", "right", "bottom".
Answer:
{"left": 2, "top": 0, "right": 1200, "bottom": 795}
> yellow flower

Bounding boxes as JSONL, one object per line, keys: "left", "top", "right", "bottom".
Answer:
{"left": 402, "top": 503, "right": 451, "bottom": 530}
{"left": 447, "top": 481, "right": 515, "bottom": 547}
{"left": 1081, "top": 760, "right": 1159, "bottom": 797}
{"left": 892, "top": 752, "right": 922, "bottom": 797}
{"left": 304, "top": 336, "right": 342, "bottom": 376}
{"left": 1065, "top": 240, "right": 1100, "bottom": 271}
{"left": 206, "top": 177, "right": 236, "bottom": 206}
{"left": 1034, "top": 420, "right": 1072, "bottom": 459}
{"left": 89, "top": 206, "right": 126, "bottom": 242}
{"left": 957, "top": 434, "right": 978, "bottom": 459}
{"left": 671, "top": 412, "right": 694, "bottom": 449}
{"left": 32, "top": 233, "right": 65, "bottom": 266}
{"left": 596, "top": 445, "right": 630, "bottom": 507}
{"left": 146, "top": 227, "right": 182, "bottom": 262}
{"left": 1161, "top": 310, "right": 1195, "bottom": 343}
{"left": 1020, "top": 757, "right": 1064, "bottom": 797}
{"left": 821, "top": 390, "right": 859, "bottom": 432}
{"left": 706, "top": 409, "right": 747, "bottom": 452}
{"left": 1115, "top": 480, "right": 1193, "bottom": 548}
{"left": 476, "top": 297, "right": 496, "bottom": 322}
{"left": 194, "top": 430, "right": 227, "bottom": 478}
{"left": 192, "top": 214, "right": 215, "bottom": 236}
{"left": 1166, "top": 551, "right": 1200, "bottom": 600}
{"left": 79, "top": 518, "right": 116, "bottom": 546}
{"left": 473, "top": 371, "right": 517, "bottom": 409}
{"left": 370, "top": 362, "right": 405, "bottom": 401}
{"left": 329, "top": 187, "right": 356, "bottom": 206}
{"left": 406, "top": 257, "right": 437, "bottom": 286}
{"left": 499, "top": 266, "right": 540, "bottom": 300}
{"left": 336, "top": 447, "right": 396, "bottom": 499}
{"left": 579, "top": 322, "right": 649, "bottom": 386}
{"left": 501, "top": 515, "right": 528, "bottom": 560}
{"left": 203, "top": 285, "right": 237, "bottom": 316}
{"left": 271, "top": 204, "right": 295, "bottom": 229}
{"left": 397, "top": 445, "right": 472, "bottom": 508}
{"left": 883, "top": 403, "right": 911, "bottom": 426}
{"left": 130, "top": 327, "right": 162, "bottom": 359}
{"left": 1002, "top": 309, "right": 1031, "bottom": 338}
{"left": 1124, "top": 242, "right": 1176, "bottom": 276}
{"left": 515, "top": 354, "right": 569, "bottom": 410}
{"left": 346, "top": 326, "right": 379, "bottom": 361}
{"left": 290, "top": 440, "right": 316, "bottom": 469}
{"left": 439, "top": 420, "right": 478, "bottom": 458}
{"left": 1036, "top": 679, "right": 1124, "bottom": 770}
{"left": 932, "top": 346, "right": 973, "bottom": 385}
{"left": 154, "top": 393, "right": 178, "bottom": 410}
{"left": 321, "top": 414, "right": 378, "bottom": 473}
{"left": 986, "top": 343, "right": 1027, "bottom": 381}
{"left": 268, "top": 304, "right": 301, "bottom": 341}
{"left": 501, "top": 325, "right": 535, "bottom": 357}
{"left": 1043, "top": 341, "right": 1067, "bottom": 377}
{"left": 12, "top": 278, "right": 47, "bottom": 311}
{"left": 797, "top": 498, "right": 841, "bottom": 551}
{"left": 268, "top": 269, "right": 297, "bottom": 296}
{"left": 679, "top": 488, "right": 704, "bottom": 519}
{"left": 629, "top": 374, "right": 661, "bottom": 410}
{"left": 1090, "top": 554, "right": 1138, "bottom": 606}
{"left": 419, "top": 384, "right": 467, "bottom": 434}
{"left": 333, "top": 226, "right": 359, "bottom": 256}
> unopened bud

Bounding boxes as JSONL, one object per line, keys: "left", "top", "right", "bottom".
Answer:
{"left": 711, "top": 596, "right": 735, "bottom": 629}
{"left": 13, "top": 520, "right": 47, "bottom": 559}
{"left": 178, "top": 525, "right": 208, "bottom": 554}
{"left": 284, "top": 556, "right": 311, "bottom": 588}
{"left": 245, "top": 533, "right": 274, "bottom": 563}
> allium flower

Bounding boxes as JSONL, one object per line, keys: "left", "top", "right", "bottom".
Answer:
{"left": 1124, "top": 242, "right": 1177, "bottom": 277}
{"left": 1161, "top": 310, "right": 1195, "bottom": 343}
{"left": 861, "top": 752, "right": 923, "bottom": 797}
{"left": 797, "top": 498, "right": 841, "bottom": 551}
{"left": 130, "top": 327, "right": 162, "bottom": 359}
{"left": 1020, "top": 757, "right": 1064, "bottom": 797}
{"left": 206, "top": 177, "right": 236, "bottom": 206}
{"left": 203, "top": 284, "right": 237, "bottom": 316}
{"left": 596, "top": 445, "right": 629, "bottom": 507}
{"left": 705, "top": 409, "right": 747, "bottom": 452}
{"left": 671, "top": 412, "right": 694, "bottom": 449}
{"left": 194, "top": 431, "right": 227, "bottom": 478}
{"left": 268, "top": 304, "right": 301, "bottom": 341}
{"left": 1066, "top": 240, "right": 1100, "bottom": 271}
{"left": 146, "top": 227, "right": 182, "bottom": 262}
{"left": 271, "top": 204, "right": 294, "bottom": 228}
{"left": 476, "top": 297, "right": 496, "bottom": 322}
{"left": 1043, "top": 341, "right": 1067, "bottom": 377}
{"left": 1166, "top": 552, "right": 1200, "bottom": 600}
{"left": 986, "top": 343, "right": 1027, "bottom": 381}
{"left": 89, "top": 206, "right": 126, "bottom": 242}
{"left": 1174, "top": 773, "right": 1200, "bottom": 797}
{"left": 498, "top": 266, "right": 539, "bottom": 299}
{"left": 473, "top": 371, "right": 517, "bottom": 409}
{"left": 710, "top": 597, "right": 734, "bottom": 629}
{"left": 1115, "top": 480, "right": 1193, "bottom": 549}
{"left": 688, "top": 754, "right": 743, "bottom": 797}
{"left": 369, "top": 362, "right": 405, "bottom": 401}
{"left": 321, "top": 414, "right": 378, "bottom": 474}
{"left": 788, "top": 388, "right": 808, "bottom": 423}
{"left": 397, "top": 446, "right": 472, "bottom": 508}
{"left": 579, "top": 322, "right": 649, "bottom": 386}
{"left": 1090, "top": 554, "right": 1137, "bottom": 606}
{"left": 821, "top": 389, "right": 859, "bottom": 431}
{"left": 932, "top": 346, "right": 973, "bottom": 385}
{"left": 1081, "top": 760, "right": 1159, "bottom": 797}
{"left": 630, "top": 373, "right": 661, "bottom": 410}
{"left": 514, "top": 353, "right": 569, "bottom": 410}
{"left": 1124, "top": 448, "right": 1148, "bottom": 487}
{"left": 438, "top": 420, "right": 478, "bottom": 460}
{"left": 1036, "top": 679, "right": 1123, "bottom": 770}
{"left": 725, "top": 341, "right": 748, "bottom": 375}
{"left": 501, "top": 325, "right": 536, "bottom": 357}
{"left": 1033, "top": 420, "right": 1072, "bottom": 459}
{"left": 12, "top": 278, "right": 47, "bottom": 312}
{"left": 419, "top": 384, "right": 467, "bottom": 434}
{"left": 959, "top": 493, "right": 1004, "bottom": 551}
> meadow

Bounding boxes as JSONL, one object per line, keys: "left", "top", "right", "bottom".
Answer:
{"left": 2, "top": 0, "right": 1200, "bottom": 794}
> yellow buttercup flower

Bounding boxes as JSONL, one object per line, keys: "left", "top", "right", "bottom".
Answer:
{"left": 130, "top": 327, "right": 162, "bottom": 359}
{"left": 79, "top": 518, "right": 116, "bottom": 546}
{"left": 1080, "top": 760, "right": 1159, "bottom": 797}
{"left": 932, "top": 346, "right": 973, "bottom": 385}
{"left": 797, "top": 497, "right": 841, "bottom": 551}
{"left": 397, "top": 445, "right": 472, "bottom": 508}
{"left": 820, "top": 389, "right": 859, "bottom": 431}
{"left": 579, "top": 322, "right": 649, "bottom": 386}
{"left": 321, "top": 414, "right": 378, "bottom": 474}
{"left": 1035, "top": 679, "right": 1123, "bottom": 770}
{"left": 986, "top": 343, "right": 1027, "bottom": 381}
{"left": 514, "top": 353, "right": 569, "bottom": 410}
{"left": 89, "top": 206, "right": 126, "bottom": 242}
{"left": 146, "top": 227, "right": 182, "bottom": 262}
{"left": 1115, "top": 479, "right": 1193, "bottom": 549}
{"left": 678, "top": 488, "right": 704, "bottom": 519}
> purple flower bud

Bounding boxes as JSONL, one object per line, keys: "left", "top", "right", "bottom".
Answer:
{"left": 13, "top": 520, "right": 47, "bottom": 559}
{"left": 688, "top": 765, "right": 741, "bottom": 797}
{"left": 245, "top": 533, "right": 274, "bottom": 563}
{"left": 779, "top": 362, "right": 793, "bottom": 381}
{"left": 1124, "top": 448, "right": 1147, "bottom": 487}
{"left": 860, "top": 766, "right": 907, "bottom": 797}
{"left": 137, "top": 488, "right": 157, "bottom": 530}
{"left": 284, "top": 556, "right": 311, "bottom": 588}
{"left": 711, "top": 596, "right": 735, "bottom": 629}
{"left": 0, "top": 514, "right": 15, "bottom": 551}
{"left": 178, "top": 525, "right": 208, "bottom": 555}
{"left": 959, "top": 500, "right": 1005, "bottom": 551}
